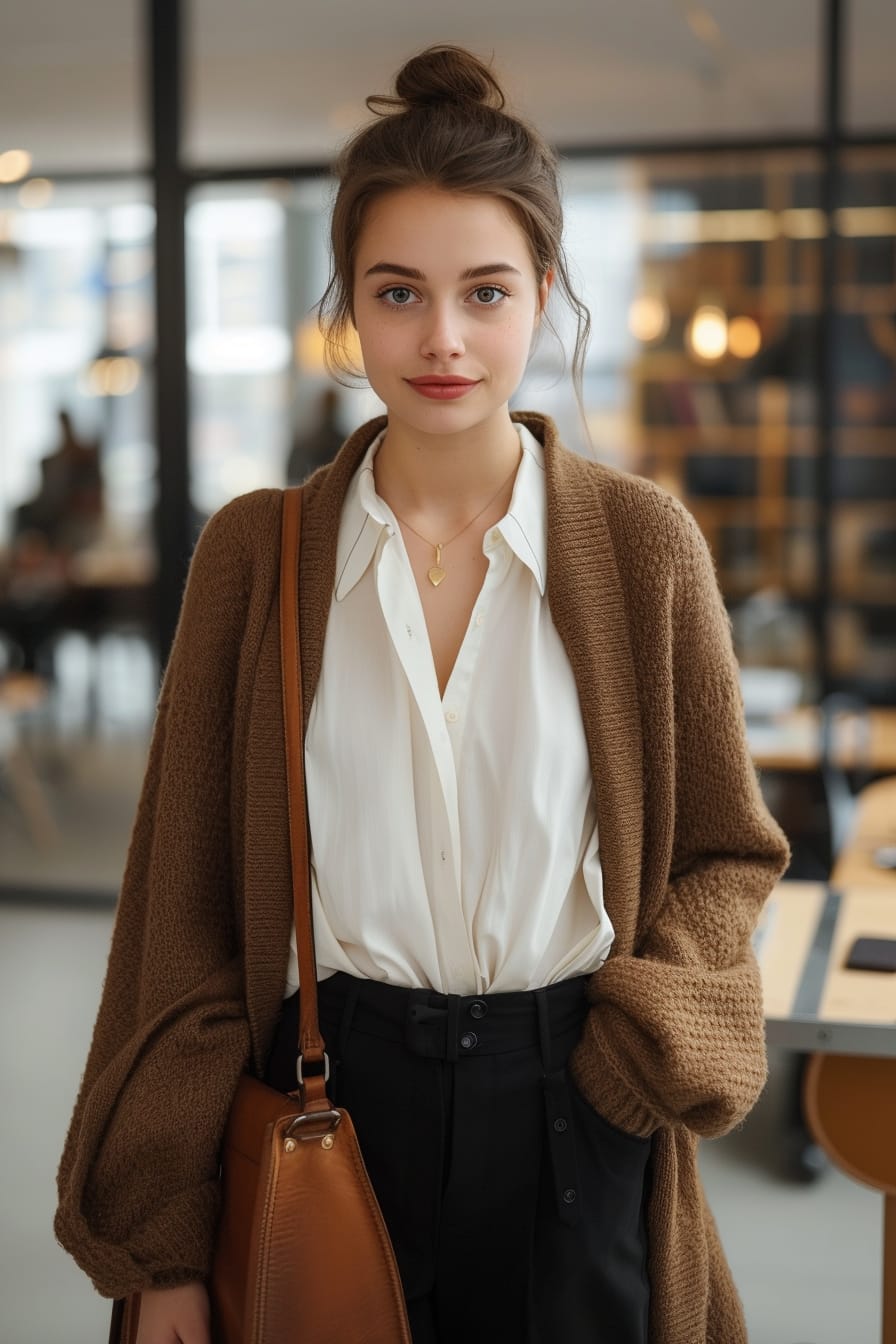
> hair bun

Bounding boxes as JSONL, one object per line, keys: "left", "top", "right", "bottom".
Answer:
{"left": 367, "top": 45, "right": 506, "bottom": 115}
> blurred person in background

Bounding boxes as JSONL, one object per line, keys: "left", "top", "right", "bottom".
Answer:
{"left": 1, "top": 408, "right": 103, "bottom": 676}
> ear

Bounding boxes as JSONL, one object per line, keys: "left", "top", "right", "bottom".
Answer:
{"left": 535, "top": 268, "right": 555, "bottom": 324}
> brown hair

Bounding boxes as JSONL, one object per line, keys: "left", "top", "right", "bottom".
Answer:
{"left": 318, "top": 44, "right": 591, "bottom": 400}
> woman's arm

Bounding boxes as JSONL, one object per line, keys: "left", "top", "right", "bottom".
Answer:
{"left": 135, "top": 1284, "right": 211, "bottom": 1344}
{"left": 54, "top": 493, "right": 276, "bottom": 1299}
{"left": 569, "top": 502, "right": 790, "bottom": 1139}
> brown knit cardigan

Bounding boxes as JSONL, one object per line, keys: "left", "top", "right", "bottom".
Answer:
{"left": 56, "top": 412, "right": 790, "bottom": 1342}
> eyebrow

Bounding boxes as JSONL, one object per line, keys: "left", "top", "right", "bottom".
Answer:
{"left": 363, "top": 262, "right": 523, "bottom": 281}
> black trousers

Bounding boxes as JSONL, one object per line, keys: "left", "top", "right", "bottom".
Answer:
{"left": 265, "top": 973, "right": 652, "bottom": 1344}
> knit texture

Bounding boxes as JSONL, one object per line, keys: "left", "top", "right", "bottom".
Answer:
{"left": 55, "top": 413, "right": 790, "bottom": 1340}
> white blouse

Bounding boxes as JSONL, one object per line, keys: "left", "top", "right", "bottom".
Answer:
{"left": 285, "top": 422, "right": 614, "bottom": 997}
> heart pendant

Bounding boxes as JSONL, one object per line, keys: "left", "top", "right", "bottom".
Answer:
{"left": 428, "top": 566, "right": 446, "bottom": 587}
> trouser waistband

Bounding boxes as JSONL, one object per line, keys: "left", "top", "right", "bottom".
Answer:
{"left": 317, "top": 971, "right": 590, "bottom": 1071}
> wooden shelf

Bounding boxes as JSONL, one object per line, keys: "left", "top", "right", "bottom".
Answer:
{"left": 621, "top": 153, "right": 896, "bottom": 691}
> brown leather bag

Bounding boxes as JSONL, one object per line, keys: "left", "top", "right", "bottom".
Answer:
{"left": 110, "top": 487, "right": 411, "bottom": 1344}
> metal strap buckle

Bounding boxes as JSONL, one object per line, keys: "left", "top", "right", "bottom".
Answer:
{"left": 285, "top": 1109, "right": 342, "bottom": 1140}
{"left": 296, "top": 1050, "right": 330, "bottom": 1086}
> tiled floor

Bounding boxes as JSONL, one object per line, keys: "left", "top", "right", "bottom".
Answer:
{"left": 0, "top": 634, "right": 885, "bottom": 1343}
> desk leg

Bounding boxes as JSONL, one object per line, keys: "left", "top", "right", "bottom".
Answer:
{"left": 886, "top": 1195, "right": 896, "bottom": 1344}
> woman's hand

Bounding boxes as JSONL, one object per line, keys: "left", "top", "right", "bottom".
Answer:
{"left": 134, "top": 1283, "right": 211, "bottom": 1344}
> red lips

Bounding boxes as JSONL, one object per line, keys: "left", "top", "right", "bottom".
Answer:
{"left": 407, "top": 376, "right": 479, "bottom": 386}
{"left": 406, "top": 375, "right": 481, "bottom": 400}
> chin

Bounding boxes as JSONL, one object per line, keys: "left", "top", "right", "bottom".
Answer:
{"left": 389, "top": 386, "right": 514, "bottom": 435}
{"left": 407, "top": 404, "right": 496, "bottom": 438}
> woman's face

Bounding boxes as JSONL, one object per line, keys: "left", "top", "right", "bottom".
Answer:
{"left": 352, "top": 186, "right": 551, "bottom": 441}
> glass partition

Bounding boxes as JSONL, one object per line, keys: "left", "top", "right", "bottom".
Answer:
{"left": 0, "top": 180, "right": 157, "bottom": 895}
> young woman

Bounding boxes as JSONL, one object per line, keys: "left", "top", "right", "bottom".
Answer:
{"left": 56, "top": 45, "right": 789, "bottom": 1344}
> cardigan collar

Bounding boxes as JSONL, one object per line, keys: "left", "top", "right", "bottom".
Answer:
{"left": 298, "top": 411, "right": 645, "bottom": 952}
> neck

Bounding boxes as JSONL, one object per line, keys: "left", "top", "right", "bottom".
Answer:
{"left": 372, "top": 408, "right": 522, "bottom": 530}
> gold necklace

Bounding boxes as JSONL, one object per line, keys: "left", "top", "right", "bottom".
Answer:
{"left": 391, "top": 460, "right": 519, "bottom": 587}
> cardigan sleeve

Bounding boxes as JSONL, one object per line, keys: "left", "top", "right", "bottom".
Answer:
{"left": 54, "top": 496, "right": 264, "bottom": 1299}
{"left": 570, "top": 502, "right": 790, "bottom": 1141}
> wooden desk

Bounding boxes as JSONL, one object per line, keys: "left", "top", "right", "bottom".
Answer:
{"left": 759, "top": 882, "right": 896, "bottom": 1057}
{"left": 747, "top": 707, "right": 896, "bottom": 773}
{"left": 758, "top": 881, "right": 896, "bottom": 1341}
{"left": 829, "top": 776, "right": 896, "bottom": 888}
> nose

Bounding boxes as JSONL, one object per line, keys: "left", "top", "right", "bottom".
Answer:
{"left": 419, "top": 301, "right": 465, "bottom": 361}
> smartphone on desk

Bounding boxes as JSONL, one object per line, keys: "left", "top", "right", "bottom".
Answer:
{"left": 844, "top": 936, "right": 896, "bottom": 973}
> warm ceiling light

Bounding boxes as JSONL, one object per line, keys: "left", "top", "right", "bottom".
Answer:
{"left": 728, "top": 315, "right": 762, "bottom": 359}
{"left": 628, "top": 293, "right": 670, "bottom": 344}
{"left": 106, "top": 357, "right": 141, "bottom": 396}
{"left": 0, "top": 149, "right": 33, "bottom": 183}
{"left": 86, "top": 356, "right": 141, "bottom": 397}
{"left": 18, "top": 178, "right": 54, "bottom": 208}
{"left": 686, "top": 305, "right": 728, "bottom": 362}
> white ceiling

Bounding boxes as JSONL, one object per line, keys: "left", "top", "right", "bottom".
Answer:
{"left": 0, "top": 0, "right": 893, "bottom": 175}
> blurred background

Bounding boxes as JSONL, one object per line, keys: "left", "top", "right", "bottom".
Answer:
{"left": 1, "top": 3, "right": 894, "bottom": 1342}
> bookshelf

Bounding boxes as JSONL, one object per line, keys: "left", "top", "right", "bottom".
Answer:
{"left": 624, "top": 148, "right": 896, "bottom": 699}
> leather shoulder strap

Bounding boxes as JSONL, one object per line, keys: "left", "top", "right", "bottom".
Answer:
{"left": 279, "top": 486, "right": 329, "bottom": 1105}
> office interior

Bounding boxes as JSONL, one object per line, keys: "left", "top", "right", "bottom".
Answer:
{"left": 1, "top": 2, "right": 894, "bottom": 1341}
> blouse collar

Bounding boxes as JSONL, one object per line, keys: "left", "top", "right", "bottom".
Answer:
{"left": 333, "top": 421, "right": 548, "bottom": 601}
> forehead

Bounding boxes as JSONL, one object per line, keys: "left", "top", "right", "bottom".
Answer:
{"left": 355, "top": 187, "right": 532, "bottom": 271}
